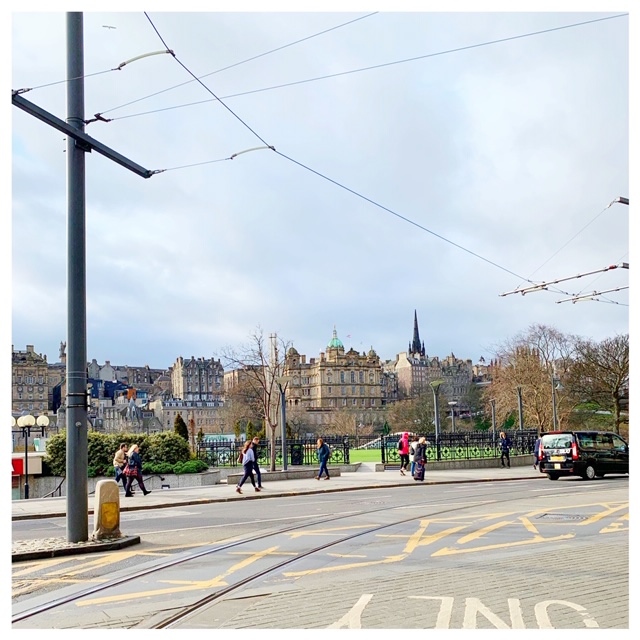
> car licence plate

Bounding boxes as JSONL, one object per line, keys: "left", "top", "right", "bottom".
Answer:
{"left": 550, "top": 456, "right": 564, "bottom": 462}
{"left": 554, "top": 463, "right": 561, "bottom": 469}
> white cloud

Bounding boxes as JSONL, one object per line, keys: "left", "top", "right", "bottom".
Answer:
{"left": 7, "top": 6, "right": 632, "bottom": 372}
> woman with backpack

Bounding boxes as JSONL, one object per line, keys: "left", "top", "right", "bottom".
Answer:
{"left": 315, "top": 438, "right": 331, "bottom": 480}
{"left": 398, "top": 432, "right": 410, "bottom": 476}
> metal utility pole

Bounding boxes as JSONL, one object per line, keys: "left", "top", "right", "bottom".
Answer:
{"left": 66, "top": 13, "right": 88, "bottom": 542}
{"left": 12, "top": 12, "right": 153, "bottom": 542}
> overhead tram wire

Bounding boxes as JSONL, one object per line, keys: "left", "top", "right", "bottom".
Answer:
{"left": 144, "top": 12, "right": 271, "bottom": 148}
{"left": 140, "top": 13, "right": 589, "bottom": 296}
{"left": 97, "top": 12, "right": 379, "bottom": 117}
{"left": 92, "top": 12, "right": 628, "bottom": 125}
{"left": 12, "top": 51, "right": 174, "bottom": 98}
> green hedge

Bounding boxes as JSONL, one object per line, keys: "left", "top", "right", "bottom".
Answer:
{"left": 45, "top": 431, "right": 208, "bottom": 477}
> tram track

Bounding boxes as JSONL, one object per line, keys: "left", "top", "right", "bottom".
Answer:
{"left": 13, "top": 481, "right": 574, "bottom": 628}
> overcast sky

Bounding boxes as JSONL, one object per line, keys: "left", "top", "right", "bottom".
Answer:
{"left": 8, "top": 3, "right": 633, "bottom": 373}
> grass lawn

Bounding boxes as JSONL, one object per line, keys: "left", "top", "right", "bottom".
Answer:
{"left": 348, "top": 449, "right": 382, "bottom": 463}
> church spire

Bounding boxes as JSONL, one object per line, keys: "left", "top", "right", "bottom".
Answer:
{"left": 411, "top": 310, "right": 423, "bottom": 355}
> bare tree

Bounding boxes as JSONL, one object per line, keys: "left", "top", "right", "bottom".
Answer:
{"left": 486, "top": 324, "right": 576, "bottom": 432}
{"left": 220, "top": 328, "right": 291, "bottom": 471}
{"left": 566, "top": 334, "right": 629, "bottom": 434}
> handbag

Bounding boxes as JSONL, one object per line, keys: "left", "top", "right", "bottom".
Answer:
{"left": 124, "top": 464, "right": 137, "bottom": 476}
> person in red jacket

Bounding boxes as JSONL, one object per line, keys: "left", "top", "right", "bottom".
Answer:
{"left": 398, "top": 432, "right": 410, "bottom": 476}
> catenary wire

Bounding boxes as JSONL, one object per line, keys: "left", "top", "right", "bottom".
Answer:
{"left": 144, "top": 13, "right": 271, "bottom": 148}
{"left": 142, "top": 13, "right": 601, "bottom": 300}
{"left": 97, "top": 13, "right": 628, "bottom": 124}
{"left": 13, "top": 13, "right": 377, "bottom": 103}
{"left": 101, "top": 12, "right": 379, "bottom": 116}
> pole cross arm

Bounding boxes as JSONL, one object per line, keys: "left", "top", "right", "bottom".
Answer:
{"left": 12, "top": 93, "right": 154, "bottom": 179}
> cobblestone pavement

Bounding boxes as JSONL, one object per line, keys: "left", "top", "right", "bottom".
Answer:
{"left": 180, "top": 540, "right": 628, "bottom": 630}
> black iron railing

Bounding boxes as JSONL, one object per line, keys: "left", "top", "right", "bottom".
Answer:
{"left": 196, "top": 436, "right": 351, "bottom": 468}
{"left": 377, "top": 430, "right": 538, "bottom": 463}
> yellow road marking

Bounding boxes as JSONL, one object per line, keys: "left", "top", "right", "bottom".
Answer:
{"left": 284, "top": 553, "right": 407, "bottom": 577}
{"left": 288, "top": 525, "right": 373, "bottom": 539}
{"left": 76, "top": 545, "right": 281, "bottom": 606}
{"left": 456, "top": 520, "right": 514, "bottom": 544}
{"left": 433, "top": 533, "right": 575, "bottom": 556}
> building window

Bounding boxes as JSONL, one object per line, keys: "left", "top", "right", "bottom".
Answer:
{"left": 360, "top": 386, "right": 364, "bottom": 395}
{"left": 351, "top": 386, "right": 356, "bottom": 395}
{"left": 371, "top": 399, "right": 376, "bottom": 406}
{"left": 341, "top": 386, "right": 346, "bottom": 395}
{"left": 352, "top": 398, "right": 357, "bottom": 406}
{"left": 327, "top": 375, "right": 332, "bottom": 384}
{"left": 342, "top": 399, "right": 347, "bottom": 406}
{"left": 359, "top": 371, "right": 364, "bottom": 383}
{"left": 350, "top": 371, "right": 356, "bottom": 383}
{"left": 340, "top": 372, "right": 345, "bottom": 383}
{"left": 328, "top": 387, "right": 332, "bottom": 394}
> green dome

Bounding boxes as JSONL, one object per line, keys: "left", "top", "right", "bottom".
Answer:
{"left": 327, "top": 327, "right": 343, "bottom": 349}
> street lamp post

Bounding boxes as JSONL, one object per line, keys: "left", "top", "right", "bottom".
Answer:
{"left": 551, "top": 375, "right": 560, "bottom": 430}
{"left": 430, "top": 380, "right": 444, "bottom": 461}
{"left": 448, "top": 401, "right": 457, "bottom": 433}
{"left": 516, "top": 386, "right": 524, "bottom": 431}
{"left": 16, "top": 414, "right": 49, "bottom": 499}
{"left": 490, "top": 399, "right": 497, "bottom": 444}
{"left": 276, "top": 376, "right": 291, "bottom": 471}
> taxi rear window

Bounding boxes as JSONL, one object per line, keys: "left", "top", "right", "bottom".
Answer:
{"left": 541, "top": 434, "right": 573, "bottom": 448}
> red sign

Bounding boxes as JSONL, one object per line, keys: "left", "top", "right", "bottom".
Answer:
{"left": 12, "top": 458, "right": 24, "bottom": 476}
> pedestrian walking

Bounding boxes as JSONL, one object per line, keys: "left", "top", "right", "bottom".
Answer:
{"left": 413, "top": 436, "right": 427, "bottom": 481}
{"left": 251, "top": 436, "right": 263, "bottom": 489}
{"left": 124, "top": 444, "right": 151, "bottom": 497}
{"left": 236, "top": 441, "right": 260, "bottom": 494}
{"left": 112, "top": 442, "right": 128, "bottom": 488}
{"left": 398, "top": 432, "right": 410, "bottom": 476}
{"left": 499, "top": 431, "right": 512, "bottom": 468}
{"left": 409, "top": 436, "right": 419, "bottom": 476}
{"left": 315, "top": 437, "right": 331, "bottom": 480}
{"left": 533, "top": 436, "right": 542, "bottom": 470}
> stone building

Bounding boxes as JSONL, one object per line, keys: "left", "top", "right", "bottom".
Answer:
{"left": 170, "top": 355, "right": 224, "bottom": 404}
{"left": 283, "top": 327, "right": 385, "bottom": 427}
{"left": 11, "top": 345, "right": 49, "bottom": 414}
{"left": 394, "top": 311, "right": 474, "bottom": 407}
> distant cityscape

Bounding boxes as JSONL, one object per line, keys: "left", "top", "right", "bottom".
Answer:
{"left": 11, "top": 311, "right": 493, "bottom": 436}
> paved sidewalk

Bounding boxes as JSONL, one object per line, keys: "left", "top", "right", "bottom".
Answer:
{"left": 12, "top": 464, "right": 544, "bottom": 560}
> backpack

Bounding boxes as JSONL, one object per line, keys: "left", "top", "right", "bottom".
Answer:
{"left": 397, "top": 439, "right": 403, "bottom": 451}
{"left": 237, "top": 452, "right": 243, "bottom": 464}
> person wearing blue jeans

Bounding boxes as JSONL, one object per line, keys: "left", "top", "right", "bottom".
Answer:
{"left": 409, "top": 436, "right": 419, "bottom": 476}
{"left": 316, "top": 438, "right": 331, "bottom": 480}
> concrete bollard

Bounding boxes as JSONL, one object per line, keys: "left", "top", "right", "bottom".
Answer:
{"left": 91, "top": 479, "right": 122, "bottom": 540}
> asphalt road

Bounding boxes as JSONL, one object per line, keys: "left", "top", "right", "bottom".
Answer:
{"left": 12, "top": 476, "right": 629, "bottom": 630}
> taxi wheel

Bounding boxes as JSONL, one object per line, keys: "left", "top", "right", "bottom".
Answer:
{"left": 583, "top": 464, "right": 596, "bottom": 480}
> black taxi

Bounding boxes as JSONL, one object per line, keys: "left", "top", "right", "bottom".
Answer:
{"left": 538, "top": 431, "right": 629, "bottom": 480}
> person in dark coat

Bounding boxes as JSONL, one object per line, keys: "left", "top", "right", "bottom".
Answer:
{"left": 533, "top": 437, "right": 542, "bottom": 470}
{"left": 316, "top": 438, "right": 331, "bottom": 480}
{"left": 499, "top": 432, "right": 512, "bottom": 468}
{"left": 413, "top": 437, "right": 427, "bottom": 481}
{"left": 124, "top": 444, "right": 151, "bottom": 497}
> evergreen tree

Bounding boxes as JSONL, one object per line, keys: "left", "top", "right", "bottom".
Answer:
{"left": 174, "top": 412, "right": 189, "bottom": 441}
